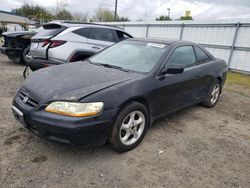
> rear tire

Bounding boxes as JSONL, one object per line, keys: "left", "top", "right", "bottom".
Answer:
{"left": 201, "top": 79, "right": 221, "bottom": 108}
{"left": 109, "top": 102, "right": 149, "bottom": 152}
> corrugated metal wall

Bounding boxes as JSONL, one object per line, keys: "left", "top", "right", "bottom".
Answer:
{"left": 106, "top": 20, "right": 250, "bottom": 73}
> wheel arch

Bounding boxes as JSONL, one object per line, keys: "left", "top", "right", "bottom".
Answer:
{"left": 216, "top": 76, "right": 223, "bottom": 93}
{"left": 68, "top": 50, "right": 95, "bottom": 62}
{"left": 117, "top": 97, "right": 152, "bottom": 126}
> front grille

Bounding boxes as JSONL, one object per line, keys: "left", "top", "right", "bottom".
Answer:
{"left": 18, "top": 90, "right": 39, "bottom": 108}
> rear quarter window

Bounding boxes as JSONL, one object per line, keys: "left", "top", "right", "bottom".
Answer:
{"left": 194, "top": 46, "right": 212, "bottom": 64}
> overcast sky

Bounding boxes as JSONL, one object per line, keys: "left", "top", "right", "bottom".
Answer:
{"left": 1, "top": 0, "right": 250, "bottom": 21}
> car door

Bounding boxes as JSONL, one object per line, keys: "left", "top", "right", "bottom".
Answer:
{"left": 87, "top": 28, "right": 116, "bottom": 52}
{"left": 152, "top": 45, "right": 202, "bottom": 117}
{"left": 67, "top": 27, "right": 95, "bottom": 57}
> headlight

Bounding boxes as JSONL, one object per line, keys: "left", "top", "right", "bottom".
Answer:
{"left": 45, "top": 102, "right": 104, "bottom": 117}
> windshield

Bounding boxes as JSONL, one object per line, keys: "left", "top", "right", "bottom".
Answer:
{"left": 89, "top": 40, "right": 168, "bottom": 73}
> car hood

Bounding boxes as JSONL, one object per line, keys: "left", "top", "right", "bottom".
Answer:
{"left": 21, "top": 61, "right": 141, "bottom": 103}
{"left": 2, "top": 31, "right": 36, "bottom": 37}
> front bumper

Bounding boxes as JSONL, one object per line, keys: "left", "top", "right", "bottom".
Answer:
{"left": 12, "top": 95, "right": 116, "bottom": 146}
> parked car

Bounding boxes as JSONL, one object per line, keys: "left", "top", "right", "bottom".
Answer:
{"left": 11, "top": 38, "right": 227, "bottom": 152}
{"left": 0, "top": 31, "right": 36, "bottom": 64}
{"left": 28, "top": 21, "right": 133, "bottom": 71}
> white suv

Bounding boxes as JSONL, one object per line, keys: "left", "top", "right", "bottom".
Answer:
{"left": 29, "top": 21, "right": 133, "bottom": 71}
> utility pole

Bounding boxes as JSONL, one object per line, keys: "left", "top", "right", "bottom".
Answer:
{"left": 115, "top": 0, "right": 118, "bottom": 21}
{"left": 167, "top": 8, "right": 170, "bottom": 18}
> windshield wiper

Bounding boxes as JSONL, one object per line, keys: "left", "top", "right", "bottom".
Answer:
{"left": 89, "top": 62, "right": 130, "bottom": 72}
{"left": 102, "top": 64, "right": 130, "bottom": 72}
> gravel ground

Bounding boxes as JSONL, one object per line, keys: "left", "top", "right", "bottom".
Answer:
{"left": 0, "top": 54, "right": 250, "bottom": 188}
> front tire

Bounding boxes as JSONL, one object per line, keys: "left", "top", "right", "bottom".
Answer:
{"left": 109, "top": 102, "right": 149, "bottom": 152}
{"left": 201, "top": 79, "right": 221, "bottom": 108}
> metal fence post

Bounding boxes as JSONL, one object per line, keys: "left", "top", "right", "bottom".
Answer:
{"left": 228, "top": 22, "right": 240, "bottom": 68}
{"left": 179, "top": 23, "right": 184, "bottom": 40}
{"left": 146, "top": 24, "right": 149, "bottom": 37}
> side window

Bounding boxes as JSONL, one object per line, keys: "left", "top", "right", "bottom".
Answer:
{"left": 89, "top": 28, "right": 115, "bottom": 42}
{"left": 168, "top": 46, "right": 196, "bottom": 68}
{"left": 72, "top": 28, "right": 91, "bottom": 38}
{"left": 116, "top": 30, "right": 132, "bottom": 41}
{"left": 194, "top": 46, "right": 212, "bottom": 64}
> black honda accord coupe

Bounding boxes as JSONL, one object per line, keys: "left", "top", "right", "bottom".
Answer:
{"left": 12, "top": 38, "right": 227, "bottom": 152}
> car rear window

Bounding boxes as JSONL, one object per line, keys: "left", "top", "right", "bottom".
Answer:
{"left": 33, "top": 24, "right": 66, "bottom": 38}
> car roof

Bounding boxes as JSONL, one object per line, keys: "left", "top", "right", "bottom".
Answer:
{"left": 127, "top": 37, "right": 196, "bottom": 46}
{"left": 44, "top": 20, "right": 124, "bottom": 31}
{"left": 127, "top": 37, "right": 215, "bottom": 59}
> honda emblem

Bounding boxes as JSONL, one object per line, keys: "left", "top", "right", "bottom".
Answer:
{"left": 23, "top": 96, "right": 29, "bottom": 103}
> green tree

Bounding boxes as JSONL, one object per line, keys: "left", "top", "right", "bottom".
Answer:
{"left": 156, "top": 15, "right": 171, "bottom": 21}
{"left": 73, "top": 12, "right": 89, "bottom": 21}
{"left": 180, "top": 16, "right": 193, "bottom": 20}
{"left": 52, "top": 0, "right": 72, "bottom": 20}
{"left": 12, "top": 3, "right": 54, "bottom": 22}
{"left": 93, "top": 7, "right": 130, "bottom": 22}
{"left": 55, "top": 9, "right": 72, "bottom": 20}
{"left": 118, "top": 17, "right": 129, "bottom": 22}
{"left": 93, "top": 7, "right": 115, "bottom": 22}
{"left": 12, "top": 0, "right": 73, "bottom": 23}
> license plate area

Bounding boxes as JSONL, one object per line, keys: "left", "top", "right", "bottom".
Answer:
{"left": 33, "top": 42, "right": 39, "bottom": 48}
{"left": 11, "top": 106, "right": 27, "bottom": 127}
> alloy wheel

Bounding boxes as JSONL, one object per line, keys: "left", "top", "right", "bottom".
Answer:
{"left": 210, "top": 84, "right": 220, "bottom": 104}
{"left": 119, "top": 111, "right": 145, "bottom": 146}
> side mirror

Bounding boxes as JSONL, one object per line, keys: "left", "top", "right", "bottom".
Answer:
{"left": 162, "top": 64, "right": 184, "bottom": 74}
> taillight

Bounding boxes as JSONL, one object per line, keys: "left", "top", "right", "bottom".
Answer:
{"left": 49, "top": 40, "right": 66, "bottom": 48}
{"left": 42, "top": 39, "right": 50, "bottom": 47}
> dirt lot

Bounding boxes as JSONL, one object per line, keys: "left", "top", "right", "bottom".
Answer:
{"left": 0, "top": 54, "right": 250, "bottom": 188}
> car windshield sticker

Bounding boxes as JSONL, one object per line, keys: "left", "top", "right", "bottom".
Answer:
{"left": 147, "top": 43, "right": 166, "bottom": 48}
